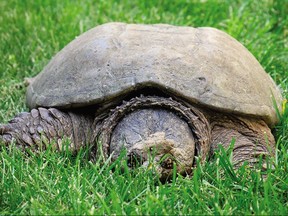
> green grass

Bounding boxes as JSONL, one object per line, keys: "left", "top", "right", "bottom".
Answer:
{"left": 0, "top": 0, "right": 287, "bottom": 214}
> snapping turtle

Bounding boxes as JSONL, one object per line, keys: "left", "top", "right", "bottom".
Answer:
{"left": 0, "top": 23, "right": 283, "bottom": 179}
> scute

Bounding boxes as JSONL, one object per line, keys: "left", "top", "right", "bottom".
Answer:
{"left": 26, "top": 22, "right": 283, "bottom": 126}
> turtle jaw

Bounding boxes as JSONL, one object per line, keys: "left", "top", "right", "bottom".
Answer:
{"left": 126, "top": 132, "right": 194, "bottom": 180}
{"left": 126, "top": 132, "right": 176, "bottom": 174}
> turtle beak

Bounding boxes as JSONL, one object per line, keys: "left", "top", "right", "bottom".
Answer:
{"left": 125, "top": 132, "right": 192, "bottom": 181}
{"left": 127, "top": 144, "right": 178, "bottom": 179}
{"left": 141, "top": 154, "right": 179, "bottom": 182}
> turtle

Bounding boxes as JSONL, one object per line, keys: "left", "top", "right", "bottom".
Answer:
{"left": 0, "top": 22, "right": 283, "bottom": 180}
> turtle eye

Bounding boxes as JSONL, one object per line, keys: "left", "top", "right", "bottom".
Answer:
{"left": 160, "top": 154, "right": 175, "bottom": 169}
{"left": 127, "top": 152, "right": 144, "bottom": 168}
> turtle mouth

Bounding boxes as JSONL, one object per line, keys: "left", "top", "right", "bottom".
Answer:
{"left": 125, "top": 131, "right": 186, "bottom": 181}
{"left": 94, "top": 96, "right": 211, "bottom": 179}
{"left": 125, "top": 132, "right": 175, "bottom": 168}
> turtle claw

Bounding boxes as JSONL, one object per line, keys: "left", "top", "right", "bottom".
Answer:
{"left": 0, "top": 134, "right": 13, "bottom": 144}
{"left": 0, "top": 124, "right": 13, "bottom": 144}
{"left": 0, "top": 124, "right": 10, "bottom": 134}
{"left": 0, "top": 124, "right": 5, "bottom": 134}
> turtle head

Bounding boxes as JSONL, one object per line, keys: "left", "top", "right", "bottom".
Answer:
{"left": 95, "top": 96, "right": 211, "bottom": 180}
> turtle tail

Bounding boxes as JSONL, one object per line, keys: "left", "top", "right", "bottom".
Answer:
{"left": 0, "top": 108, "right": 93, "bottom": 152}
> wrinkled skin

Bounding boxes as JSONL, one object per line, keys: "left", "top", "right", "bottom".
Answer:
{"left": 0, "top": 96, "right": 275, "bottom": 179}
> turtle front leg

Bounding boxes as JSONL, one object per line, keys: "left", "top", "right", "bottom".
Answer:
{"left": 0, "top": 108, "right": 93, "bottom": 152}
{"left": 210, "top": 115, "right": 275, "bottom": 169}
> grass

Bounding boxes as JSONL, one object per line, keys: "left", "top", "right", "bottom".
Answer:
{"left": 0, "top": 0, "right": 287, "bottom": 214}
{"left": 1, "top": 143, "right": 287, "bottom": 215}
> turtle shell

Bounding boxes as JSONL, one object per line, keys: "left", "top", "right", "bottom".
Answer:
{"left": 26, "top": 22, "right": 282, "bottom": 126}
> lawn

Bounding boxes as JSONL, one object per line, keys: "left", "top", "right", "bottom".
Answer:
{"left": 0, "top": 0, "right": 287, "bottom": 214}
